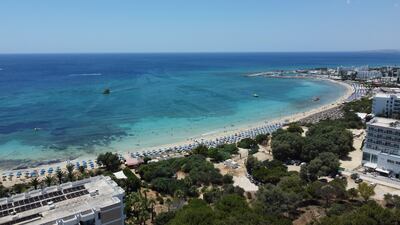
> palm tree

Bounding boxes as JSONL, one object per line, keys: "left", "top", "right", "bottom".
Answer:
{"left": 66, "top": 164, "right": 75, "bottom": 182}
{"left": 78, "top": 166, "right": 86, "bottom": 175}
{"left": 173, "top": 189, "right": 185, "bottom": 209}
{"left": 148, "top": 198, "right": 156, "bottom": 222}
{"left": 126, "top": 191, "right": 151, "bottom": 225}
{"left": 43, "top": 176, "right": 54, "bottom": 187}
{"left": 56, "top": 170, "right": 64, "bottom": 184}
{"left": 165, "top": 198, "right": 172, "bottom": 212}
{"left": 30, "top": 177, "right": 40, "bottom": 190}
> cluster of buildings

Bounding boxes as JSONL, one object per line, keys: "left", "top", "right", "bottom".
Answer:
{"left": 0, "top": 176, "right": 125, "bottom": 225}
{"left": 337, "top": 66, "right": 400, "bottom": 84}
{"left": 362, "top": 89, "right": 400, "bottom": 176}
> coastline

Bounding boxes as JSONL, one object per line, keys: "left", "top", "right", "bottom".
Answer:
{"left": 0, "top": 78, "right": 354, "bottom": 181}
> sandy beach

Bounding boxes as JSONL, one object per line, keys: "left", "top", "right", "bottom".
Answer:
{"left": 0, "top": 78, "right": 354, "bottom": 187}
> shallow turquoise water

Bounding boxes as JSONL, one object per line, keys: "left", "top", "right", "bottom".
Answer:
{"left": 0, "top": 53, "right": 398, "bottom": 168}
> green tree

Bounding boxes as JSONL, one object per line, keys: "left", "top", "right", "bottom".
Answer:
{"left": 302, "top": 123, "right": 354, "bottom": 161}
{"left": 121, "top": 168, "right": 141, "bottom": 193}
{"left": 78, "top": 165, "right": 86, "bottom": 175}
{"left": 154, "top": 211, "right": 176, "bottom": 225}
{"left": 168, "top": 199, "right": 215, "bottom": 225}
{"left": 271, "top": 129, "right": 304, "bottom": 161}
{"left": 317, "top": 201, "right": 400, "bottom": 225}
{"left": 66, "top": 163, "right": 75, "bottom": 182}
{"left": 30, "top": 177, "right": 40, "bottom": 190}
{"left": 255, "top": 184, "right": 301, "bottom": 217}
{"left": 56, "top": 169, "right": 64, "bottom": 184}
{"left": 358, "top": 182, "right": 375, "bottom": 202}
{"left": 300, "top": 152, "right": 340, "bottom": 181}
{"left": 207, "top": 148, "right": 227, "bottom": 162}
{"left": 317, "top": 184, "right": 337, "bottom": 207}
{"left": 347, "top": 188, "right": 358, "bottom": 200}
{"left": 287, "top": 123, "right": 303, "bottom": 134}
{"left": 237, "top": 138, "right": 259, "bottom": 150}
{"left": 97, "top": 152, "right": 121, "bottom": 172}
{"left": 191, "top": 145, "right": 208, "bottom": 156}
{"left": 0, "top": 185, "right": 9, "bottom": 198}
{"left": 43, "top": 176, "right": 54, "bottom": 187}
{"left": 125, "top": 191, "right": 152, "bottom": 225}
{"left": 255, "top": 134, "right": 269, "bottom": 145}
{"left": 277, "top": 174, "right": 305, "bottom": 194}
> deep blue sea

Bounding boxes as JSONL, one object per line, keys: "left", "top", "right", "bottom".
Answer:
{"left": 0, "top": 52, "right": 399, "bottom": 168}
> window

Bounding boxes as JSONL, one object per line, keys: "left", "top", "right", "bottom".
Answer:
{"left": 80, "top": 219, "right": 95, "bottom": 225}
{"left": 371, "top": 154, "right": 378, "bottom": 163}
{"left": 362, "top": 152, "right": 371, "bottom": 161}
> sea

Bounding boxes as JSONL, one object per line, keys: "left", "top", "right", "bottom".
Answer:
{"left": 0, "top": 52, "right": 399, "bottom": 169}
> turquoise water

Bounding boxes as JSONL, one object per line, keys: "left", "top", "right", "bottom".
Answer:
{"left": 0, "top": 53, "right": 399, "bottom": 168}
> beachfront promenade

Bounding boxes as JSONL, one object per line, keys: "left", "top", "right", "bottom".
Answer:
{"left": 1, "top": 80, "right": 368, "bottom": 185}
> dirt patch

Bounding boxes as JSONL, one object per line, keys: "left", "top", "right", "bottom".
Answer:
{"left": 293, "top": 205, "right": 326, "bottom": 225}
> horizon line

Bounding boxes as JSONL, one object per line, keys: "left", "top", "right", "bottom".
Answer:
{"left": 0, "top": 49, "right": 400, "bottom": 55}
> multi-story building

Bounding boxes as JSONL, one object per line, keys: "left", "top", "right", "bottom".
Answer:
{"left": 372, "top": 92, "right": 400, "bottom": 118}
{"left": 362, "top": 117, "right": 400, "bottom": 175}
{"left": 356, "top": 70, "right": 382, "bottom": 80}
{"left": 0, "top": 175, "right": 125, "bottom": 225}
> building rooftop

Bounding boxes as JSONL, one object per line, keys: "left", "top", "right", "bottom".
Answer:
{"left": 0, "top": 175, "right": 124, "bottom": 225}
{"left": 368, "top": 117, "right": 400, "bottom": 130}
{"left": 375, "top": 90, "right": 400, "bottom": 98}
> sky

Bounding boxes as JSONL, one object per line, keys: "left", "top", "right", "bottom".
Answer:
{"left": 0, "top": 0, "right": 399, "bottom": 53}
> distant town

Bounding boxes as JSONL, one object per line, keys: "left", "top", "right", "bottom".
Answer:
{"left": 250, "top": 65, "right": 400, "bottom": 86}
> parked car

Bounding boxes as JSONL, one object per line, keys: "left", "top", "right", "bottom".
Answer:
{"left": 350, "top": 173, "right": 359, "bottom": 180}
{"left": 355, "top": 178, "right": 363, "bottom": 183}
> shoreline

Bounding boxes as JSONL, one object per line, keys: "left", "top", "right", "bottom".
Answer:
{"left": 0, "top": 78, "right": 354, "bottom": 179}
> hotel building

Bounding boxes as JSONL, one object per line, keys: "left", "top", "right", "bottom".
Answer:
{"left": 372, "top": 92, "right": 400, "bottom": 118}
{"left": 362, "top": 117, "right": 400, "bottom": 175}
{"left": 0, "top": 175, "right": 125, "bottom": 225}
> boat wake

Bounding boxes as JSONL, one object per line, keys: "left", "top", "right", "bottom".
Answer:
{"left": 68, "top": 73, "right": 102, "bottom": 77}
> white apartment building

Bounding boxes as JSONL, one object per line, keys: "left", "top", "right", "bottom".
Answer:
{"left": 372, "top": 92, "right": 400, "bottom": 118}
{"left": 0, "top": 176, "right": 125, "bottom": 225}
{"left": 356, "top": 70, "right": 382, "bottom": 80}
{"left": 362, "top": 117, "right": 400, "bottom": 175}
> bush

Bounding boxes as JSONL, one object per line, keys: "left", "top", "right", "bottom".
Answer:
{"left": 255, "top": 134, "right": 269, "bottom": 145}
{"left": 151, "top": 177, "right": 188, "bottom": 196}
{"left": 246, "top": 156, "right": 290, "bottom": 185}
{"left": 120, "top": 168, "right": 141, "bottom": 193}
{"left": 154, "top": 211, "right": 176, "bottom": 225}
{"left": 222, "top": 174, "right": 233, "bottom": 184}
{"left": 192, "top": 145, "right": 209, "bottom": 156}
{"left": 287, "top": 123, "right": 304, "bottom": 134}
{"left": 237, "top": 138, "right": 258, "bottom": 150}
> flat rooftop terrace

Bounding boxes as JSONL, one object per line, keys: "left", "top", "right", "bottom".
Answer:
{"left": 0, "top": 175, "right": 124, "bottom": 225}
{"left": 368, "top": 117, "right": 400, "bottom": 130}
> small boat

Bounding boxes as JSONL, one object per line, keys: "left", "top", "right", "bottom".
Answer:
{"left": 312, "top": 97, "right": 320, "bottom": 101}
{"left": 253, "top": 93, "right": 259, "bottom": 98}
{"left": 103, "top": 88, "right": 111, "bottom": 95}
